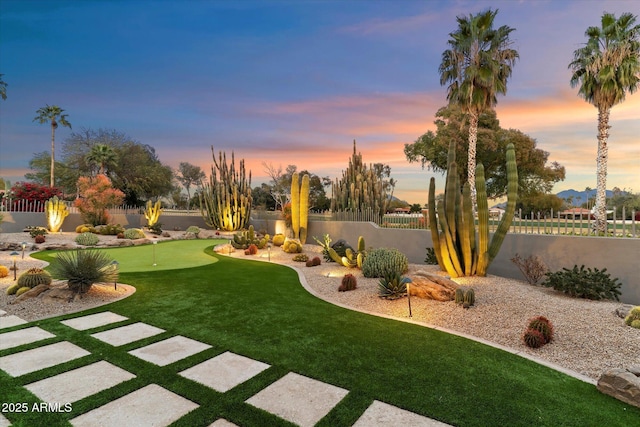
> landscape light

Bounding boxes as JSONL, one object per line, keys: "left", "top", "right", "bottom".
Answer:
{"left": 21, "top": 242, "right": 26, "bottom": 259}
{"left": 10, "top": 251, "right": 19, "bottom": 281}
{"left": 111, "top": 260, "right": 119, "bottom": 289}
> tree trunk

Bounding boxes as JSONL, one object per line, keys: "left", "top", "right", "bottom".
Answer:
{"left": 593, "top": 107, "right": 610, "bottom": 234}
{"left": 467, "top": 111, "right": 479, "bottom": 211}
{"left": 50, "top": 121, "right": 56, "bottom": 188}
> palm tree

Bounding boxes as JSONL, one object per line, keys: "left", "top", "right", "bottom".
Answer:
{"left": 0, "top": 74, "right": 7, "bottom": 100}
{"left": 569, "top": 12, "right": 640, "bottom": 234}
{"left": 33, "top": 105, "right": 72, "bottom": 187}
{"left": 86, "top": 144, "right": 118, "bottom": 175}
{"left": 439, "top": 9, "right": 518, "bottom": 209}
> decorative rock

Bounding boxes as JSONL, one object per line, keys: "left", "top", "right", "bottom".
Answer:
{"left": 597, "top": 368, "right": 640, "bottom": 408}
{"left": 105, "top": 239, "right": 134, "bottom": 247}
{"left": 40, "top": 288, "right": 79, "bottom": 304}
{"left": 615, "top": 304, "right": 635, "bottom": 319}
{"left": 406, "top": 270, "right": 458, "bottom": 301}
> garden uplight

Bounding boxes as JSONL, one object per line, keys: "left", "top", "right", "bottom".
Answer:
{"left": 111, "top": 260, "right": 119, "bottom": 289}
{"left": 406, "top": 278, "right": 413, "bottom": 318}
{"left": 10, "top": 251, "right": 19, "bottom": 280}
{"left": 21, "top": 242, "right": 26, "bottom": 259}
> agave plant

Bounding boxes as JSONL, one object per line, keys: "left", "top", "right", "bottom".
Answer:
{"left": 378, "top": 272, "right": 410, "bottom": 300}
{"left": 49, "top": 249, "right": 118, "bottom": 294}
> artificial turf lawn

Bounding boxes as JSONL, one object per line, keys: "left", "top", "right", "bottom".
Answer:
{"left": 1, "top": 240, "right": 638, "bottom": 426}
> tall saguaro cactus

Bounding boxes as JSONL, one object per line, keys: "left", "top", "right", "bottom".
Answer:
{"left": 331, "top": 140, "right": 389, "bottom": 216}
{"left": 290, "top": 172, "right": 310, "bottom": 243}
{"left": 199, "top": 147, "right": 252, "bottom": 231}
{"left": 428, "top": 139, "right": 518, "bottom": 277}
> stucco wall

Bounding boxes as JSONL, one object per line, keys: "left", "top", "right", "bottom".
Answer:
{"left": 256, "top": 219, "right": 640, "bottom": 305}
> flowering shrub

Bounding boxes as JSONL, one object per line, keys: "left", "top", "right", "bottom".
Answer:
{"left": 74, "top": 174, "right": 125, "bottom": 225}
{"left": 5, "top": 182, "right": 62, "bottom": 212}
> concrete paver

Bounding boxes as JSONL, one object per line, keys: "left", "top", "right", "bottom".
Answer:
{"left": 353, "top": 400, "right": 453, "bottom": 427}
{"left": 25, "top": 360, "right": 136, "bottom": 404}
{"left": 246, "top": 372, "right": 348, "bottom": 427}
{"left": 0, "top": 309, "right": 6, "bottom": 316}
{"left": 90, "top": 322, "right": 164, "bottom": 346}
{"left": 0, "top": 341, "right": 90, "bottom": 377}
{"left": 61, "top": 311, "right": 129, "bottom": 331}
{"left": 209, "top": 419, "right": 239, "bottom": 427}
{"left": 0, "top": 413, "right": 10, "bottom": 427}
{"left": 0, "top": 315, "right": 27, "bottom": 329}
{"left": 69, "top": 384, "right": 198, "bottom": 427}
{"left": 179, "top": 351, "right": 270, "bottom": 393}
{"left": 128, "top": 335, "right": 212, "bottom": 366}
{"left": 0, "top": 326, "right": 55, "bottom": 351}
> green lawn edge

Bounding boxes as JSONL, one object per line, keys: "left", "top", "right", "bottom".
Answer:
{"left": 1, "top": 240, "right": 637, "bottom": 426}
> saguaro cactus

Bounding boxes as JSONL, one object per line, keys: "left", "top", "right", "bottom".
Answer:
{"left": 428, "top": 139, "right": 518, "bottom": 277}
{"left": 45, "top": 196, "right": 69, "bottom": 233}
{"left": 290, "top": 172, "right": 310, "bottom": 243}
{"left": 199, "top": 147, "right": 252, "bottom": 231}
{"left": 144, "top": 200, "right": 163, "bottom": 227}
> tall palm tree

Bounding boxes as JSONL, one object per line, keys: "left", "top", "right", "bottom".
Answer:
{"left": 569, "top": 12, "right": 640, "bottom": 234}
{"left": 33, "top": 105, "right": 72, "bottom": 187}
{"left": 86, "top": 144, "right": 118, "bottom": 175}
{"left": 439, "top": 9, "right": 518, "bottom": 209}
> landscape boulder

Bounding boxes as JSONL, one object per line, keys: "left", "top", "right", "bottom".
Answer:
{"left": 597, "top": 367, "right": 640, "bottom": 408}
{"left": 406, "top": 270, "right": 458, "bottom": 301}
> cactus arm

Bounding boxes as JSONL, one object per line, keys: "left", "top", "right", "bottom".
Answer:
{"left": 427, "top": 178, "right": 446, "bottom": 271}
{"left": 488, "top": 143, "right": 518, "bottom": 262}
{"left": 444, "top": 162, "right": 458, "bottom": 242}
{"left": 291, "top": 173, "right": 300, "bottom": 240}
{"left": 327, "top": 247, "right": 344, "bottom": 264}
{"left": 438, "top": 233, "right": 460, "bottom": 278}
{"left": 437, "top": 200, "right": 463, "bottom": 277}
{"left": 46, "top": 196, "right": 69, "bottom": 233}
{"left": 476, "top": 163, "right": 490, "bottom": 276}
{"left": 460, "top": 183, "right": 473, "bottom": 276}
{"left": 299, "top": 174, "right": 309, "bottom": 244}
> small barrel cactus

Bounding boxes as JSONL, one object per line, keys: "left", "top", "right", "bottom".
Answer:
{"left": 15, "top": 286, "right": 31, "bottom": 296}
{"left": 272, "top": 234, "right": 286, "bottom": 246}
{"left": 454, "top": 288, "right": 465, "bottom": 304}
{"left": 528, "top": 316, "right": 554, "bottom": 343}
{"left": 624, "top": 307, "right": 640, "bottom": 329}
{"left": 292, "top": 253, "right": 309, "bottom": 262}
{"left": 17, "top": 268, "right": 53, "bottom": 288}
{"left": 75, "top": 232, "right": 100, "bottom": 246}
{"left": 523, "top": 328, "right": 546, "bottom": 349}
{"left": 339, "top": 274, "right": 357, "bottom": 292}
{"left": 0, "top": 265, "right": 9, "bottom": 278}
{"left": 244, "top": 244, "right": 258, "bottom": 255}
{"left": 6, "top": 283, "right": 21, "bottom": 295}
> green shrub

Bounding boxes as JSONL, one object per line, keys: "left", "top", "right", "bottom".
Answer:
{"left": 541, "top": 265, "right": 622, "bottom": 301}
{"left": 17, "top": 268, "right": 53, "bottom": 288}
{"left": 625, "top": 306, "right": 640, "bottom": 329}
{"left": 424, "top": 247, "right": 439, "bottom": 265}
{"left": 148, "top": 223, "right": 163, "bottom": 235}
{"left": 186, "top": 226, "right": 201, "bottom": 236}
{"left": 339, "top": 274, "right": 357, "bottom": 292}
{"left": 378, "top": 272, "right": 409, "bottom": 300}
{"left": 28, "top": 227, "right": 48, "bottom": 238}
{"left": 49, "top": 249, "right": 118, "bottom": 294}
{"left": 75, "top": 232, "right": 100, "bottom": 246}
{"left": 362, "top": 248, "right": 408, "bottom": 278}
{"left": 97, "top": 224, "right": 125, "bottom": 235}
{"left": 123, "top": 228, "right": 146, "bottom": 240}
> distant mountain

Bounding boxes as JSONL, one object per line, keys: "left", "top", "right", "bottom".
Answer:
{"left": 556, "top": 189, "right": 617, "bottom": 207}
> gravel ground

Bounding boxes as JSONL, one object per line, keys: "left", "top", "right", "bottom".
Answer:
{"left": 1, "top": 232, "right": 638, "bottom": 380}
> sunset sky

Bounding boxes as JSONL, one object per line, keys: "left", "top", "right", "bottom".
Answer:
{"left": 1, "top": 0, "right": 638, "bottom": 204}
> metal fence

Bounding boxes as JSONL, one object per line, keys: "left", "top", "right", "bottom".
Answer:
{"left": 2, "top": 197, "right": 637, "bottom": 238}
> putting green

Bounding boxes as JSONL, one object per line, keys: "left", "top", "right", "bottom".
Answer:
{"left": 51, "top": 239, "right": 223, "bottom": 273}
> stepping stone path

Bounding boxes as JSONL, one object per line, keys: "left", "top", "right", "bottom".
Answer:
{"left": 0, "top": 310, "right": 449, "bottom": 426}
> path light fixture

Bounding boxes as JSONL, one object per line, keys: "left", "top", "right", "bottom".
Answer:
{"left": 406, "top": 278, "right": 413, "bottom": 318}
{"left": 152, "top": 241, "right": 158, "bottom": 266}
{"left": 268, "top": 243, "right": 272, "bottom": 262}
{"left": 21, "top": 242, "right": 26, "bottom": 259}
{"left": 228, "top": 239, "right": 232, "bottom": 256}
{"left": 10, "top": 251, "right": 19, "bottom": 281}
{"left": 111, "top": 260, "right": 119, "bottom": 289}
